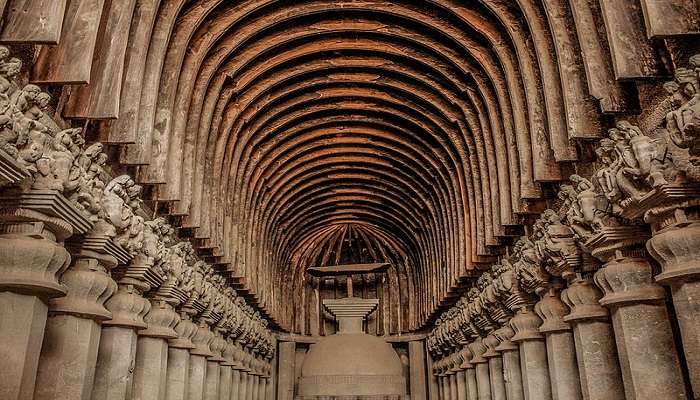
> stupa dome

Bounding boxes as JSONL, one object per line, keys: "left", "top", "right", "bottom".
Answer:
{"left": 298, "top": 297, "right": 407, "bottom": 399}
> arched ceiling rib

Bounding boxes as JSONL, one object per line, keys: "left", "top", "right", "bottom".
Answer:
{"left": 36, "top": 0, "right": 650, "bottom": 331}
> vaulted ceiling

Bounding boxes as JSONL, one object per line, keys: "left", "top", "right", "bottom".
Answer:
{"left": 27, "top": 0, "right": 677, "bottom": 332}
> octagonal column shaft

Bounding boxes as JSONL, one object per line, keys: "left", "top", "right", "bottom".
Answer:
{"left": 456, "top": 370, "right": 467, "bottom": 400}
{"left": 510, "top": 308, "right": 552, "bottom": 400}
{"left": 237, "top": 371, "right": 249, "bottom": 400}
{"left": 189, "top": 354, "right": 209, "bottom": 400}
{"left": 219, "top": 366, "right": 232, "bottom": 400}
{"left": 34, "top": 253, "right": 117, "bottom": 400}
{"left": 562, "top": 278, "right": 625, "bottom": 400}
{"left": 483, "top": 333, "right": 506, "bottom": 400}
{"left": 502, "top": 349, "right": 524, "bottom": 400}
{"left": 535, "top": 289, "right": 582, "bottom": 400}
{"left": 465, "top": 368, "right": 478, "bottom": 400}
{"left": 0, "top": 212, "right": 73, "bottom": 400}
{"left": 165, "top": 314, "right": 197, "bottom": 400}
{"left": 459, "top": 347, "right": 478, "bottom": 400}
{"left": 165, "top": 347, "right": 191, "bottom": 400}
{"left": 476, "top": 364, "right": 491, "bottom": 400}
{"left": 253, "top": 375, "right": 262, "bottom": 400}
{"left": 594, "top": 256, "right": 687, "bottom": 399}
{"left": 487, "top": 357, "right": 506, "bottom": 400}
{"left": 493, "top": 324, "right": 524, "bottom": 400}
{"left": 258, "top": 377, "right": 270, "bottom": 400}
{"left": 131, "top": 300, "right": 178, "bottom": 400}
{"left": 444, "top": 374, "right": 451, "bottom": 400}
{"left": 204, "top": 359, "right": 221, "bottom": 400}
{"left": 230, "top": 369, "right": 242, "bottom": 400}
{"left": 247, "top": 371, "right": 256, "bottom": 400}
{"left": 90, "top": 284, "right": 150, "bottom": 400}
{"left": 188, "top": 322, "right": 215, "bottom": 400}
{"left": 469, "top": 338, "right": 491, "bottom": 400}
{"left": 449, "top": 372, "right": 458, "bottom": 400}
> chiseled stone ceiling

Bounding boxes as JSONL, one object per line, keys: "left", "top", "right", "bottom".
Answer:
{"left": 3, "top": 0, "right": 698, "bottom": 335}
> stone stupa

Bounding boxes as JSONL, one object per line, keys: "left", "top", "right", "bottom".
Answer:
{"left": 298, "top": 264, "right": 407, "bottom": 400}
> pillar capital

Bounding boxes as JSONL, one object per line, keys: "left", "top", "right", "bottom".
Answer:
{"left": 481, "top": 332, "right": 500, "bottom": 358}
{"left": 191, "top": 321, "right": 216, "bottom": 357}
{"left": 139, "top": 299, "right": 178, "bottom": 339}
{"left": 48, "top": 253, "right": 117, "bottom": 321}
{"left": 0, "top": 222, "right": 71, "bottom": 299}
{"left": 493, "top": 324, "right": 518, "bottom": 352}
{"left": 170, "top": 312, "right": 198, "bottom": 349}
{"left": 647, "top": 208, "right": 700, "bottom": 285}
{"left": 466, "top": 338, "right": 487, "bottom": 364}
{"left": 209, "top": 332, "right": 227, "bottom": 362}
{"left": 510, "top": 307, "right": 544, "bottom": 342}
{"left": 458, "top": 345, "right": 474, "bottom": 369}
{"left": 534, "top": 288, "right": 571, "bottom": 333}
{"left": 102, "top": 284, "right": 150, "bottom": 329}
{"left": 561, "top": 277, "right": 609, "bottom": 322}
{"left": 593, "top": 256, "right": 666, "bottom": 306}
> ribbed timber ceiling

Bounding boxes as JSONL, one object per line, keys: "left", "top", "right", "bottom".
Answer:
{"left": 40, "top": 0, "right": 656, "bottom": 332}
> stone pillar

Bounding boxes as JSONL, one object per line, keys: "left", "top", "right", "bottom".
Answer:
{"left": 456, "top": 369, "right": 467, "bottom": 400}
{"left": 0, "top": 206, "right": 74, "bottom": 400}
{"left": 219, "top": 340, "right": 237, "bottom": 400}
{"left": 252, "top": 375, "right": 261, "bottom": 400}
{"left": 219, "top": 367, "right": 232, "bottom": 400}
{"left": 482, "top": 334, "right": 506, "bottom": 400}
{"left": 265, "top": 354, "right": 275, "bottom": 400}
{"left": 204, "top": 357, "right": 221, "bottom": 400}
{"left": 510, "top": 307, "right": 552, "bottom": 400}
{"left": 459, "top": 347, "right": 478, "bottom": 400}
{"left": 259, "top": 376, "right": 269, "bottom": 400}
{"left": 469, "top": 338, "right": 491, "bottom": 400}
{"left": 276, "top": 342, "right": 295, "bottom": 400}
{"left": 494, "top": 325, "right": 524, "bottom": 400}
{"left": 238, "top": 371, "right": 249, "bottom": 400}
{"left": 562, "top": 277, "right": 625, "bottom": 400}
{"left": 90, "top": 283, "right": 150, "bottom": 400}
{"left": 645, "top": 192, "right": 700, "bottom": 395}
{"left": 448, "top": 368, "right": 458, "bottom": 400}
{"left": 439, "top": 367, "right": 448, "bottom": 400}
{"left": 427, "top": 350, "right": 440, "bottom": 400}
{"left": 230, "top": 368, "right": 242, "bottom": 400}
{"left": 246, "top": 367, "right": 256, "bottom": 400}
{"left": 204, "top": 333, "right": 227, "bottom": 400}
{"left": 408, "top": 340, "right": 428, "bottom": 400}
{"left": 165, "top": 313, "right": 198, "bottom": 400}
{"left": 442, "top": 372, "right": 449, "bottom": 400}
{"left": 131, "top": 299, "right": 179, "bottom": 400}
{"left": 594, "top": 255, "right": 687, "bottom": 399}
{"left": 34, "top": 249, "right": 118, "bottom": 400}
{"left": 534, "top": 288, "right": 582, "bottom": 400}
{"left": 189, "top": 321, "right": 215, "bottom": 400}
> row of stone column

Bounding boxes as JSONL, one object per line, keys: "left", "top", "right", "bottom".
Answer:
{"left": 427, "top": 55, "right": 700, "bottom": 398}
{"left": 0, "top": 194, "right": 275, "bottom": 400}
{"left": 430, "top": 266, "right": 691, "bottom": 400}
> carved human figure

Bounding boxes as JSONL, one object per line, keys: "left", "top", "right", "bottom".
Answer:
{"left": 596, "top": 122, "right": 670, "bottom": 204}
{"left": 49, "top": 129, "right": 82, "bottom": 192}
{"left": 513, "top": 238, "right": 550, "bottom": 295}
{"left": 537, "top": 211, "right": 581, "bottom": 280}
{"left": 0, "top": 47, "right": 21, "bottom": 103}
{"left": 69, "top": 142, "right": 108, "bottom": 218}
{"left": 98, "top": 175, "right": 137, "bottom": 238}
{"left": 665, "top": 54, "right": 700, "bottom": 181}
{"left": 0, "top": 82, "right": 49, "bottom": 159}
